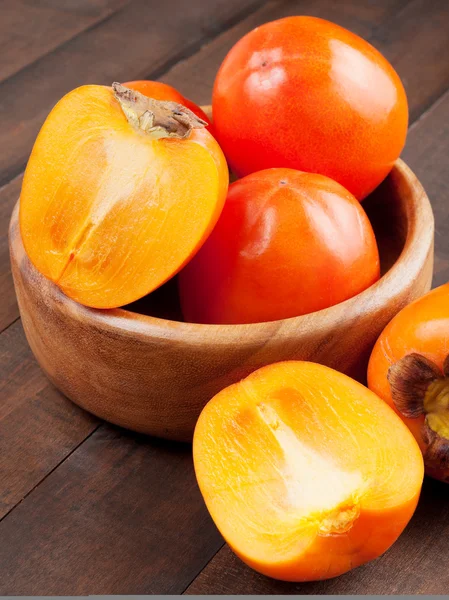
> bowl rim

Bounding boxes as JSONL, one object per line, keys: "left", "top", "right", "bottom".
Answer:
{"left": 11, "top": 158, "right": 434, "bottom": 346}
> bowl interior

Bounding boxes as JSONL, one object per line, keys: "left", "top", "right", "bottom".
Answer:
{"left": 125, "top": 171, "right": 407, "bottom": 323}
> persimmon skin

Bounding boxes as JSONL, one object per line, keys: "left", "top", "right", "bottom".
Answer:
{"left": 179, "top": 168, "right": 380, "bottom": 324}
{"left": 212, "top": 16, "right": 408, "bottom": 200}
{"left": 368, "top": 283, "right": 449, "bottom": 481}
{"left": 193, "top": 361, "right": 423, "bottom": 582}
{"left": 19, "top": 84, "right": 228, "bottom": 309}
{"left": 123, "top": 80, "right": 212, "bottom": 128}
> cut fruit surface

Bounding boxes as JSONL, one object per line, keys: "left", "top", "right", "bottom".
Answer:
{"left": 193, "top": 361, "right": 423, "bottom": 582}
{"left": 19, "top": 84, "right": 228, "bottom": 308}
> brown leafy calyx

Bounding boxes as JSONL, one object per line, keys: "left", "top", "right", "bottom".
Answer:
{"left": 388, "top": 352, "right": 449, "bottom": 469}
{"left": 112, "top": 82, "right": 207, "bottom": 140}
{"left": 423, "top": 420, "right": 449, "bottom": 469}
{"left": 387, "top": 353, "right": 441, "bottom": 418}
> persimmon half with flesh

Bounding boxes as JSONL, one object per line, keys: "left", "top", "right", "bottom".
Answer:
{"left": 179, "top": 168, "right": 380, "bottom": 324}
{"left": 193, "top": 361, "right": 423, "bottom": 582}
{"left": 19, "top": 83, "right": 228, "bottom": 308}
{"left": 368, "top": 283, "right": 449, "bottom": 482}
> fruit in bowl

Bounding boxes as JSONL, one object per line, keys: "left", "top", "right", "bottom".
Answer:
{"left": 212, "top": 16, "right": 408, "bottom": 200}
{"left": 180, "top": 168, "right": 380, "bottom": 324}
{"left": 9, "top": 159, "right": 433, "bottom": 439}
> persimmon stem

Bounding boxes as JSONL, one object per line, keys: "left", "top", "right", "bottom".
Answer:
{"left": 112, "top": 82, "right": 207, "bottom": 140}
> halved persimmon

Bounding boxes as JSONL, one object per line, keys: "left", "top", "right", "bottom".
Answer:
{"left": 20, "top": 83, "right": 228, "bottom": 308}
{"left": 193, "top": 361, "right": 423, "bottom": 582}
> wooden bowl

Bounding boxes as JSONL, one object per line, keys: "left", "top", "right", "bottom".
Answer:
{"left": 9, "top": 159, "right": 434, "bottom": 441}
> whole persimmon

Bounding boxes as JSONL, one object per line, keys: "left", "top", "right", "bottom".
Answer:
{"left": 179, "top": 168, "right": 380, "bottom": 324}
{"left": 212, "top": 16, "right": 408, "bottom": 200}
{"left": 20, "top": 83, "right": 228, "bottom": 308}
{"left": 368, "top": 283, "right": 449, "bottom": 482}
{"left": 123, "top": 80, "right": 212, "bottom": 128}
{"left": 194, "top": 361, "right": 423, "bottom": 581}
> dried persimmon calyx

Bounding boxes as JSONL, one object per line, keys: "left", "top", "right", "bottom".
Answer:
{"left": 112, "top": 82, "right": 207, "bottom": 139}
{"left": 388, "top": 352, "right": 449, "bottom": 467}
{"left": 423, "top": 419, "right": 449, "bottom": 468}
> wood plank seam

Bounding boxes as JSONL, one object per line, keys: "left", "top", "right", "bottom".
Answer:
{"left": 181, "top": 537, "right": 227, "bottom": 594}
{"left": 0, "top": 422, "right": 101, "bottom": 525}
{"left": 0, "top": 316, "right": 19, "bottom": 336}
{"left": 364, "top": 0, "right": 412, "bottom": 39}
{"left": 0, "top": 2, "right": 132, "bottom": 89}
{"left": 408, "top": 86, "right": 449, "bottom": 133}
{"left": 141, "top": 0, "right": 266, "bottom": 82}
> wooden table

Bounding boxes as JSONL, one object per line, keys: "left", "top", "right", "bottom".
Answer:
{"left": 1, "top": 0, "right": 448, "bottom": 595}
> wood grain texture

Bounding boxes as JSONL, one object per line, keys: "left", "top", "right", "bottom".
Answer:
{"left": 0, "top": 425, "right": 222, "bottom": 595}
{"left": 0, "top": 320, "right": 98, "bottom": 519}
{"left": 0, "top": 0, "right": 128, "bottom": 83}
{"left": 402, "top": 88, "right": 449, "bottom": 287}
{"left": 185, "top": 477, "right": 449, "bottom": 595}
{"left": 9, "top": 160, "right": 434, "bottom": 441}
{"left": 0, "top": 175, "right": 23, "bottom": 332}
{"left": 369, "top": 0, "right": 449, "bottom": 123}
{"left": 0, "top": 0, "right": 262, "bottom": 188}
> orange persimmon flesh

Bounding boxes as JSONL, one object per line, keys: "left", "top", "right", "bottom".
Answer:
{"left": 19, "top": 84, "right": 228, "bottom": 308}
{"left": 193, "top": 361, "right": 423, "bottom": 582}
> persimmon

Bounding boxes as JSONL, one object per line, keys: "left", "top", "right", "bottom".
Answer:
{"left": 123, "top": 80, "right": 212, "bottom": 128}
{"left": 19, "top": 83, "right": 228, "bottom": 308}
{"left": 212, "top": 16, "right": 408, "bottom": 200}
{"left": 193, "top": 361, "right": 423, "bottom": 582}
{"left": 179, "top": 168, "right": 380, "bottom": 324}
{"left": 368, "top": 283, "right": 449, "bottom": 482}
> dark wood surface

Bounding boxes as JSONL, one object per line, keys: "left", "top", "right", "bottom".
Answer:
{"left": 0, "top": 0, "right": 448, "bottom": 594}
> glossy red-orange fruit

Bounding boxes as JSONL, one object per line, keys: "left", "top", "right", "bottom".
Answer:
{"left": 368, "top": 283, "right": 449, "bottom": 482}
{"left": 212, "top": 16, "right": 408, "bottom": 200}
{"left": 179, "top": 168, "right": 380, "bottom": 324}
